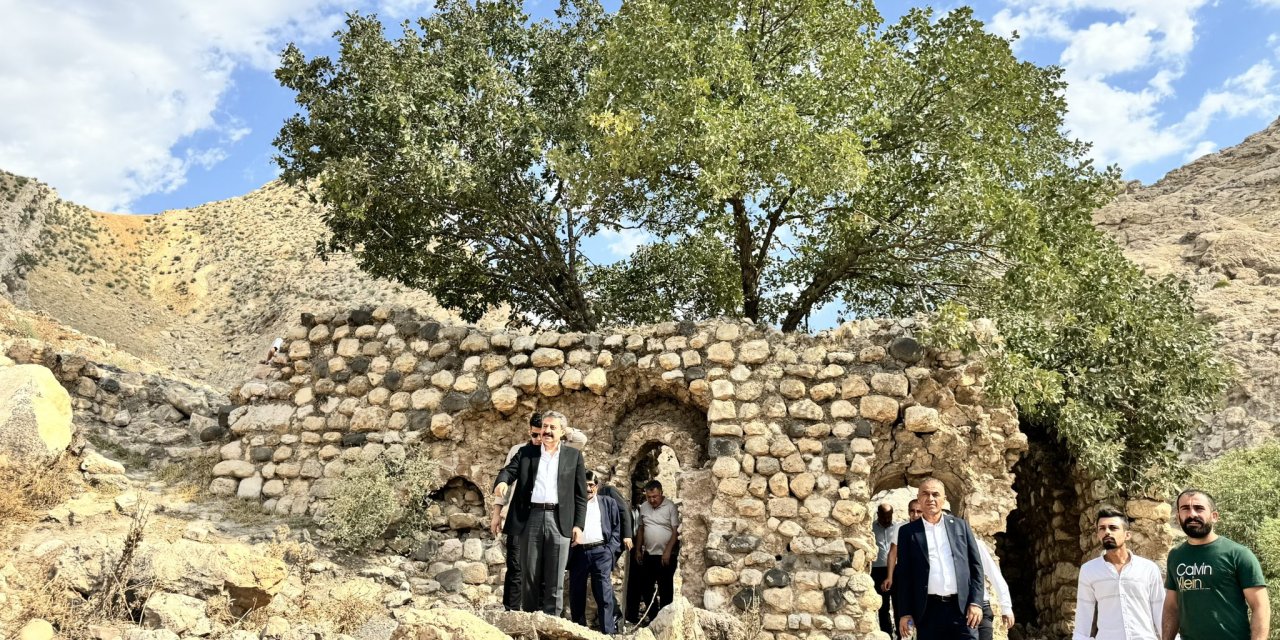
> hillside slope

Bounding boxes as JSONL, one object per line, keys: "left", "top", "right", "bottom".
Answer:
{"left": 0, "top": 173, "right": 494, "bottom": 387}
{"left": 1096, "top": 116, "right": 1280, "bottom": 457}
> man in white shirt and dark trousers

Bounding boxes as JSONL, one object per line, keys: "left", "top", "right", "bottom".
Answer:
{"left": 1073, "top": 507, "right": 1163, "bottom": 640}
{"left": 490, "top": 412, "right": 544, "bottom": 611}
{"left": 569, "top": 470, "right": 623, "bottom": 633}
{"left": 493, "top": 411, "right": 588, "bottom": 614}
{"left": 975, "top": 540, "right": 1014, "bottom": 640}
{"left": 892, "top": 478, "right": 985, "bottom": 640}
{"left": 873, "top": 503, "right": 901, "bottom": 638}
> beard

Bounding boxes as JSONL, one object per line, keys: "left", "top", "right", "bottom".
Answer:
{"left": 1102, "top": 537, "right": 1119, "bottom": 550}
{"left": 1181, "top": 517, "right": 1213, "bottom": 539}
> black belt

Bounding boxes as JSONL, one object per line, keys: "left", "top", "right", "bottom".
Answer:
{"left": 532, "top": 502, "right": 558, "bottom": 510}
{"left": 927, "top": 594, "right": 957, "bottom": 602}
{"left": 580, "top": 541, "right": 606, "bottom": 549}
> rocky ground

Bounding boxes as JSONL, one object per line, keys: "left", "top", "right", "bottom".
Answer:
{"left": 1095, "top": 115, "right": 1280, "bottom": 457}
{"left": 0, "top": 354, "right": 736, "bottom": 640}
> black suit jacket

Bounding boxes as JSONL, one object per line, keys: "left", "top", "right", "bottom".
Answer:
{"left": 598, "top": 484, "right": 633, "bottom": 542}
{"left": 592, "top": 494, "right": 624, "bottom": 560}
{"left": 891, "top": 513, "right": 985, "bottom": 622}
{"left": 495, "top": 443, "right": 588, "bottom": 537}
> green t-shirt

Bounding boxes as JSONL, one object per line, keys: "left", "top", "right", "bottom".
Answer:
{"left": 1165, "top": 536, "right": 1266, "bottom": 640}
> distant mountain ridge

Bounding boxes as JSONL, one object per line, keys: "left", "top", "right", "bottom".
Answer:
{"left": 0, "top": 171, "right": 490, "bottom": 387}
{"left": 1096, "top": 116, "right": 1280, "bottom": 457}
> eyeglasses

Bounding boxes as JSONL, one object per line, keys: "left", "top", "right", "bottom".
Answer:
{"left": 529, "top": 432, "right": 543, "bottom": 438}
{"left": 587, "top": 482, "right": 597, "bottom": 487}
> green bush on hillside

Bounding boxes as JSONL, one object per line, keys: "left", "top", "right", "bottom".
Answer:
{"left": 319, "top": 452, "right": 439, "bottom": 552}
{"left": 1193, "top": 443, "right": 1280, "bottom": 639}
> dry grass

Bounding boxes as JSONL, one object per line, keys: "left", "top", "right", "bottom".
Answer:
{"left": 1, "top": 506, "right": 154, "bottom": 640}
{"left": 153, "top": 455, "right": 215, "bottom": 500}
{"left": 0, "top": 457, "right": 78, "bottom": 554}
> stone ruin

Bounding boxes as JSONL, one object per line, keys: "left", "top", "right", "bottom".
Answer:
{"left": 201, "top": 307, "right": 1175, "bottom": 640}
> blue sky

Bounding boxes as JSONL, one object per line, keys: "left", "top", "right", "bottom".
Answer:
{"left": 2, "top": 0, "right": 1279, "bottom": 327}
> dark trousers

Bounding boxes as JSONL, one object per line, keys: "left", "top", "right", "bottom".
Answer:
{"left": 502, "top": 532, "right": 521, "bottom": 611}
{"left": 871, "top": 566, "right": 895, "bottom": 638}
{"left": 634, "top": 551, "right": 678, "bottom": 623}
{"left": 977, "top": 602, "right": 994, "bottom": 640}
{"left": 917, "top": 594, "right": 978, "bottom": 640}
{"left": 519, "top": 510, "right": 571, "bottom": 614}
{"left": 569, "top": 545, "right": 618, "bottom": 634}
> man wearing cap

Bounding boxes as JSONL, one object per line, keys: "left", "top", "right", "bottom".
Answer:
{"left": 569, "top": 470, "right": 624, "bottom": 633}
{"left": 494, "top": 411, "right": 589, "bottom": 614}
{"left": 491, "top": 412, "right": 544, "bottom": 611}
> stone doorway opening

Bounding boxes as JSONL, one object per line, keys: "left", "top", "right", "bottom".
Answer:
{"left": 426, "top": 476, "right": 487, "bottom": 534}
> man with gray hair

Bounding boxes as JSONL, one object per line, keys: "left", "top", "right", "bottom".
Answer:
{"left": 494, "top": 410, "right": 588, "bottom": 614}
{"left": 491, "top": 412, "right": 544, "bottom": 610}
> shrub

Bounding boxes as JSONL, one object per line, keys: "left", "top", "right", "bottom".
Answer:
{"left": 318, "top": 452, "right": 439, "bottom": 551}
{"left": 1192, "top": 443, "right": 1280, "bottom": 638}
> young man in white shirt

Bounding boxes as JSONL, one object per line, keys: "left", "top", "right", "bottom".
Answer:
{"left": 1073, "top": 507, "right": 1164, "bottom": 640}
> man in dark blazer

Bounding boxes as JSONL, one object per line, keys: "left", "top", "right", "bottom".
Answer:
{"left": 569, "top": 470, "right": 623, "bottom": 633}
{"left": 893, "top": 478, "right": 985, "bottom": 640}
{"left": 493, "top": 411, "right": 588, "bottom": 614}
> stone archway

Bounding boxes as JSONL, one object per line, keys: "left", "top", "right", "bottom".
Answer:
{"left": 427, "top": 475, "right": 488, "bottom": 534}
{"left": 608, "top": 394, "right": 709, "bottom": 624}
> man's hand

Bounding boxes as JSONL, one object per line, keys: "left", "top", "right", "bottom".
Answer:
{"left": 966, "top": 604, "right": 982, "bottom": 628}
{"left": 489, "top": 510, "right": 503, "bottom": 536}
{"left": 634, "top": 548, "right": 644, "bottom": 564}
{"left": 881, "top": 577, "right": 893, "bottom": 591}
{"left": 898, "top": 616, "right": 912, "bottom": 638}
{"left": 1002, "top": 613, "right": 1015, "bottom": 628}
{"left": 623, "top": 538, "right": 634, "bottom": 551}
{"left": 661, "top": 549, "right": 673, "bottom": 566}
{"left": 572, "top": 527, "right": 583, "bottom": 546}
{"left": 493, "top": 482, "right": 509, "bottom": 498}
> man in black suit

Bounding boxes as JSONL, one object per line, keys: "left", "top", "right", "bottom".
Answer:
{"left": 569, "top": 470, "right": 623, "bottom": 633}
{"left": 893, "top": 478, "right": 985, "bottom": 640}
{"left": 493, "top": 411, "right": 588, "bottom": 615}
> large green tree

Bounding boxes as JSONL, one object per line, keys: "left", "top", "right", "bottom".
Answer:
{"left": 582, "top": 1, "right": 1103, "bottom": 331}
{"left": 275, "top": 0, "right": 615, "bottom": 331}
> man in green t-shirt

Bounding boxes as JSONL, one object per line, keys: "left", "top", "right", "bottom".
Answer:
{"left": 1162, "top": 489, "right": 1270, "bottom": 640}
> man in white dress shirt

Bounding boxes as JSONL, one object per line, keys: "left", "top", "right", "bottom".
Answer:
{"left": 975, "top": 539, "right": 1014, "bottom": 640}
{"left": 1073, "top": 507, "right": 1163, "bottom": 640}
{"left": 491, "top": 412, "right": 543, "bottom": 610}
{"left": 893, "top": 478, "right": 985, "bottom": 640}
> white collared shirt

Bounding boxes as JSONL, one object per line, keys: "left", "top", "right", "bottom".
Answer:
{"left": 582, "top": 495, "right": 604, "bottom": 544}
{"left": 529, "top": 445, "right": 562, "bottom": 504}
{"left": 873, "top": 520, "right": 899, "bottom": 567}
{"left": 923, "top": 517, "right": 958, "bottom": 595}
{"left": 976, "top": 540, "right": 1012, "bottom": 611}
{"left": 1072, "top": 552, "right": 1164, "bottom": 640}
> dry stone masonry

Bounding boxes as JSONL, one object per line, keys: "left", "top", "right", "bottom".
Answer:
{"left": 218, "top": 307, "right": 1029, "bottom": 640}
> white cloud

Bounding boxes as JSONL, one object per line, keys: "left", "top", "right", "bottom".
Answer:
{"left": 0, "top": 0, "right": 348, "bottom": 211}
{"left": 601, "top": 228, "right": 652, "bottom": 257}
{"left": 990, "top": 0, "right": 1280, "bottom": 175}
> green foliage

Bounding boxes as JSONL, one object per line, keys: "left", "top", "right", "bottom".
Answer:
{"left": 1193, "top": 445, "right": 1280, "bottom": 638}
{"left": 584, "top": 1, "right": 1109, "bottom": 330}
{"left": 588, "top": 230, "right": 742, "bottom": 325}
{"left": 319, "top": 452, "right": 439, "bottom": 552}
{"left": 275, "top": 0, "right": 617, "bottom": 331}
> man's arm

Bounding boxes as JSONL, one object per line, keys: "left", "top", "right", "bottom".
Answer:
{"left": 1071, "top": 569, "right": 1097, "bottom": 640}
{"left": 962, "top": 524, "right": 984, "bottom": 627}
{"left": 661, "top": 504, "right": 679, "bottom": 566}
{"left": 978, "top": 541, "right": 1014, "bottom": 626}
{"left": 604, "top": 497, "right": 622, "bottom": 559}
{"left": 1244, "top": 586, "right": 1269, "bottom": 640}
{"left": 884, "top": 544, "right": 897, "bottom": 590}
{"left": 634, "top": 517, "right": 646, "bottom": 563}
{"left": 1148, "top": 568, "right": 1164, "bottom": 638}
{"left": 610, "top": 486, "right": 635, "bottom": 550}
{"left": 570, "top": 452, "right": 588, "bottom": 544}
{"left": 1161, "top": 589, "right": 1179, "bottom": 640}
{"left": 493, "top": 447, "right": 523, "bottom": 493}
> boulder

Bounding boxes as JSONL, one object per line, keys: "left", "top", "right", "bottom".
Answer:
{"left": 649, "top": 597, "right": 745, "bottom": 640}
{"left": 18, "top": 618, "right": 55, "bottom": 640}
{"left": 392, "top": 608, "right": 506, "bottom": 640}
{"left": 136, "top": 538, "right": 287, "bottom": 612}
{"left": 484, "top": 611, "right": 611, "bottom": 640}
{"left": 142, "top": 591, "right": 212, "bottom": 637}
{"left": 0, "top": 364, "right": 73, "bottom": 469}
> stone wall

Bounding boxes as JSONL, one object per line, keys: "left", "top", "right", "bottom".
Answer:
{"left": 217, "top": 307, "right": 1027, "bottom": 640}
{"left": 4, "top": 338, "right": 228, "bottom": 465}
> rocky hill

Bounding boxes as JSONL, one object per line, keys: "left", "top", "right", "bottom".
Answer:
{"left": 1096, "top": 116, "right": 1280, "bottom": 458}
{"left": 0, "top": 172, "right": 501, "bottom": 388}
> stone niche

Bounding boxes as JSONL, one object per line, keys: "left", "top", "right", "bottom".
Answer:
{"left": 217, "top": 307, "right": 1028, "bottom": 640}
